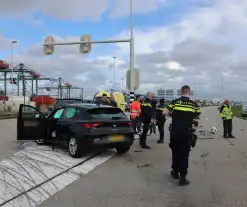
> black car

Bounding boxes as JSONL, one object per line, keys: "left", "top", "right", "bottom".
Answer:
{"left": 17, "top": 103, "right": 134, "bottom": 158}
{"left": 43, "top": 98, "right": 84, "bottom": 116}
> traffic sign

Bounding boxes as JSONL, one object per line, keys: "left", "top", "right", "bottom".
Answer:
{"left": 44, "top": 36, "right": 55, "bottom": 55}
{"left": 126, "top": 68, "right": 139, "bottom": 91}
{"left": 79, "top": 34, "right": 92, "bottom": 54}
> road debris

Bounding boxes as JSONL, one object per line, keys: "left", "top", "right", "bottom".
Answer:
{"left": 137, "top": 164, "right": 151, "bottom": 168}
{"left": 201, "top": 152, "right": 209, "bottom": 158}
{"left": 134, "top": 149, "right": 142, "bottom": 152}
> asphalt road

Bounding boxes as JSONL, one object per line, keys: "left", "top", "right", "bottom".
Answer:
{"left": 36, "top": 106, "right": 247, "bottom": 207}
{"left": 0, "top": 118, "right": 22, "bottom": 160}
{"left": 1, "top": 107, "right": 247, "bottom": 206}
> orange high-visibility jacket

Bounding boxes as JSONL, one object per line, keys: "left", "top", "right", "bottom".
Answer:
{"left": 130, "top": 101, "right": 141, "bottom": 119}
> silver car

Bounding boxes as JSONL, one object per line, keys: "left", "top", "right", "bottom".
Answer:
{"left": 242, "top": 103, "right": 247, "bottom": 117}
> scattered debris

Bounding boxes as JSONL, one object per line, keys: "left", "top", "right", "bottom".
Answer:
{"left": 211, "top": 126, "right": 218, "bottom": 133}
{"left": 134, "top": 149, "right": 142, "bottom": 152}
{"left": 241, "top": 128, "right": 244, "bottom": 131}
{"left": 137, "top": 164, "right": 151, "bottom": 168}
{"left": 201, "top": 152, "right": 209, "bottom": 158}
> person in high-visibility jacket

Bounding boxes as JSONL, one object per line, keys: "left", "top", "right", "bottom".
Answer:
{"left": 220, "top": 99, "right": 235, "bottom": 138}
{"left": 130, "top": 94, "right": 141, "bottom": 134}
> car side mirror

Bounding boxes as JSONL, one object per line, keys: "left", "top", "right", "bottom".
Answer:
{"left": 34, "top": 113, "right": 41, "bottom": 119}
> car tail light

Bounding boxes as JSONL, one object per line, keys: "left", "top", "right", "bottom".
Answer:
{"left": 92, "top": 123, "right": 103, "bottom": 128}
{"left": 81, "top": 123, "right": 103, "bottom": 128}
{"left": 127, "top": 122, "right": 132, "bottom": 126}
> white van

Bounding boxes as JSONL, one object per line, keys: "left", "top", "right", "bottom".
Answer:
{"left": 242, "top": 102, "right": 247, "bottom": 117}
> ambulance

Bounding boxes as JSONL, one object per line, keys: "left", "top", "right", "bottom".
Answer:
{"left": 93, "top": 91, "right": 126, "bottom": 112}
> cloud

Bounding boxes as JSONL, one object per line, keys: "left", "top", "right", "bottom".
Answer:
{"left": 111, "top": 0, "right": 247, "bottom": 100}
{"left": 0, "top": 0, "right": 167, "bottom": 21}
{"left": 0, "top": 35, "right": 16, "bottom": 51}
{"left": 109, "top": 0, "right": 167, "bottom": 18}
{"left": 2, "top": 0, "right": 247, "bottom": 101}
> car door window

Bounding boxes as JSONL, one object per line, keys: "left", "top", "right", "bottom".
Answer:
{"left": 61, "top": 107, "right": 77, "bottom": 119}
{"left": 53, "top": 108, "right": 64, "bottom": 119}
{"left": 22, "top": 105, "right": 43, "bottom": 119}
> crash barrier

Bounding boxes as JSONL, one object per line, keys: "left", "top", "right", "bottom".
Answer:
{"left": 0, "top": 113, "right": 18, "bottom": 119}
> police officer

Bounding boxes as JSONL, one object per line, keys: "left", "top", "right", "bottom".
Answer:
{"left": 220, "top": 99, "right": 235, "bottom": 138}
{"left": 140, "top": 92, "right": 154, "bottom": 149}
{"left": 156, "top": 98, "right": 166, "bottom": 143}
{"left": 162, "top": 85, "right": 200, "bottom": 186}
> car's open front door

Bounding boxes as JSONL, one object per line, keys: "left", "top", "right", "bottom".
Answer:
{"left": 17, "top": 104, "right": 47, "bottom": 140}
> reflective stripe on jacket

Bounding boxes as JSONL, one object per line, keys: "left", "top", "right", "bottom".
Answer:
{"left": 140, "top": 99, "right": 153, "bottom": 120}
{"left": 220, "top": 104, "right": 233, "bottom": 120}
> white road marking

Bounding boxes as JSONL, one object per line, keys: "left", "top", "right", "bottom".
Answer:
{"left": 0, "top": 142, "right": 115, "bottom": 207}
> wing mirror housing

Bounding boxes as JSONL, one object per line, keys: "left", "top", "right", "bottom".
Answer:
{"left": 34, "top": 113, "right": 41, "bottom": 119}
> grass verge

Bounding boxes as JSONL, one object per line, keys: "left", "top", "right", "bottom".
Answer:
{"left": 232, "top": 105, "right": 247, "bottom": 120}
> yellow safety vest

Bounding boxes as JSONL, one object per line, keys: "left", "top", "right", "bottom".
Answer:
{"left": 220, "top": 104, "right": 233, "bottom": 120}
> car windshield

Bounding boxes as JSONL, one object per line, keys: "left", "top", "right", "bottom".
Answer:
{"left": 54, "top": 99, "right": 83, "bottom": 108}
{"left": 87, "top": 108, "right": 126, "bottom": 120}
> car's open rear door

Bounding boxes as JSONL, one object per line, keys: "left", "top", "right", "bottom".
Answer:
{"left": 17, "top": 104, "right": 47, "bottom": 140}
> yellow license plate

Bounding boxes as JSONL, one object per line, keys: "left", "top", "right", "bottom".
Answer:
{"left": 109, "top": 135, "right": 125, "bottom": 142}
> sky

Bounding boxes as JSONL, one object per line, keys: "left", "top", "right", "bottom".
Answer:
{"left": 0, "top": 0, "right": 247, "bottom": 100}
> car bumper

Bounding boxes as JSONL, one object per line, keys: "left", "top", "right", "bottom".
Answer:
{"left": 81, "top": 133, "right": 135, "bottom": 147}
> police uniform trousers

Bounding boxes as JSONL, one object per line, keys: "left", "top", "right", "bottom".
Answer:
{"left": 140, "top": 118, "right": 151, "bottom": 145}
{"left": 170, "top": 133, "right": 191, "bottom": 176}
{"left": 223, "top": 119, "right": 233, "bottom": 137}
{"left": 157, "top": 120, "right": 165, "bottom": 140}
{"left": 132, "top": 116, "right": 141, "bottom": 134}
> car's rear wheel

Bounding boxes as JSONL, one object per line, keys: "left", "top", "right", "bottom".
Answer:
{"left": 116, "top": 145, "right": 130, "bottom": 154}
{"left": 68, "top": 137, "right": 82, "bottom": 158}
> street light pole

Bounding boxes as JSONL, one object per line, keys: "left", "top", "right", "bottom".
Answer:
{"left": 113, "top": 57, "right": 116, "bottom": 91}
{"left": 221, "top": 75, "right": 224, "bottom": 104}
{"left": 129, "top": 0, "right": 135, "bottom": 103}
{"left": 11, "top": 41, "right": 17, "bottom": 111}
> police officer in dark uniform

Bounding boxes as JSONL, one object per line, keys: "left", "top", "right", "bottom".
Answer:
{"left": 140, "top": 92, "right": 154, "bottom": 149}
{"left": 162, "top": 85, "right": 200, "bottom": 186}
{"left": 156, "top": 98, "right": 166, "bottom": 144}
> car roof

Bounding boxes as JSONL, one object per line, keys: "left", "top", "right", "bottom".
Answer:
{"left": 68, "top": 103, "right": 114, "bottom": 109}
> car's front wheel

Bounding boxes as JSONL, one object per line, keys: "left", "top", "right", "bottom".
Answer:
{"left": 68, "top": 137, "right": 82, "bottom": 158}
{"left": 116, "top": 145, "right": 130, "bottom": 154}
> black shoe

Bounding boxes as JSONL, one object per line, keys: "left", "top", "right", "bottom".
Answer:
{"left": 228, "top": 134, "right": 235, "bottom": 138}
{"left": 223, "top": 135, "right": 228, "bottom": 138}
{"left": 157, "top": 140, "right": 164, "bottom": 144}
{"left": 141, "top": 145, "right": 151, "bottom": 149}
{"left": 179, "top": 177, "right": 190, "bottom": 186}
{"left": 170, "top": 170, "right": 179, "bottom": 179}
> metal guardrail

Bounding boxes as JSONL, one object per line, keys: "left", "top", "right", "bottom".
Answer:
{"left": 0, "top": 113, "right": 18, "bottom": 119}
